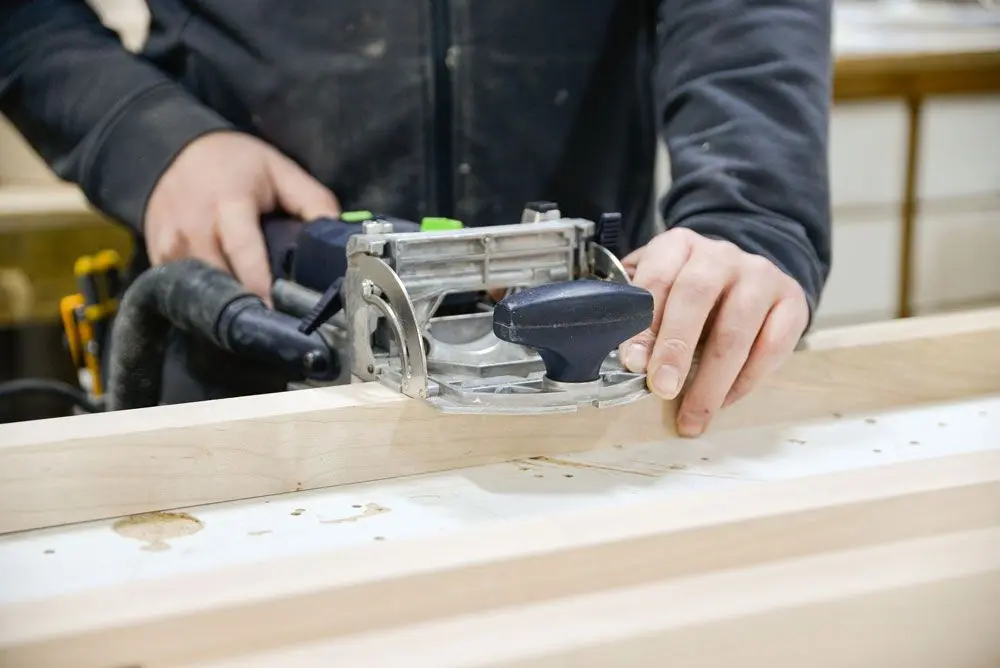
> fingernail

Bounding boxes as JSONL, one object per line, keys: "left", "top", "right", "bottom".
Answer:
{"left": 652, "top": 365, "right": 680, "bottom": 398}
{"left": 624, "top": 343, "right": 649, "bottom": 372}
{"left": 677, "top": 412, "right": 706, "bottom": 437}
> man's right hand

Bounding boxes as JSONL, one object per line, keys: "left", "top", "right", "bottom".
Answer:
{"left": 144, "top": 131, "right": 340, "bottom": 303}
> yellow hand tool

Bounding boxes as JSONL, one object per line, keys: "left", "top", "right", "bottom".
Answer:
{"left": 59, "top": 249, "right": 124, "bottom": 399}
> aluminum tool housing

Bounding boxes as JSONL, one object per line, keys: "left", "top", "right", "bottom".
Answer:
{"left": 340, "top": 205, "right": 649, "bottom": 414}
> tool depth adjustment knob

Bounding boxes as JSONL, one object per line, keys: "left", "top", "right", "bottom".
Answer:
{"left": 492, "top": 281, "right": 653, "bottom": 384}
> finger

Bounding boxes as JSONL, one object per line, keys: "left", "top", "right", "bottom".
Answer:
{"left": 617, "top": 234, "right": 693, "bottom": 373}
{"left": 646, "top": 251, "right": 736, "bottom": 400}
{"left": 675, "top": 282, "right": 774, "bottom": 437}
{"left": 146, "top": 213, "right": 216, "bottom": 268}
{"left": 722, "top": 295, "right": 808, "bottom": 408}
{"left": 268, "top": 154, "right": 341, "bottom": 220}
{"left": 622, "top": 247, "right": 643, "bottom": 274}
{"left": 622, "top": 245, "right": 642, "bottom": 263}
{"left": 180, "top": 223, "right": 231, "bottom": 274}
{"left": 191, "top": 243, "right": 231, "bottom": 274}
{"left": 216, "top": 198, "right": 273, "bottom": 304}
{"left": 146, "top": 228, "right": 188, "bottom": 266}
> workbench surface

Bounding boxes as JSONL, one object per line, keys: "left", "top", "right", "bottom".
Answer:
{"left": 2, "top": 394, "right": 998, "bottom": 607}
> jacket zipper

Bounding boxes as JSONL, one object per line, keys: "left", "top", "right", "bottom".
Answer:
{"left": 430, "top": 0, "right": 454, "bottom": 218}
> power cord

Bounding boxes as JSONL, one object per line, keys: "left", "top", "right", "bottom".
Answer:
{"left": 0, "top": 378, "right": 102, "bottom": 416}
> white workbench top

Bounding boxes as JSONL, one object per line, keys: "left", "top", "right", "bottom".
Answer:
{"left": 2, "top": 394, "right": 998, "bottom": 606}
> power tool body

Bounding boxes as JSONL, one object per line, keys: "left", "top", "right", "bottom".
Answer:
{"left": 105, "top": 201, "right": 655, "bottom": 415}
{"left": 266, "top": 202, "right": 654, "bottom": 414}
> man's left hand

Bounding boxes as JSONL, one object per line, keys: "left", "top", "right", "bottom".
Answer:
{"left": 618, "top": 228, "right": 810, "bottom": 437}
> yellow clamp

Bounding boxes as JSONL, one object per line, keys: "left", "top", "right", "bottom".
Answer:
{"left": 61, "top": 249, "right": 125, "bottom": 396}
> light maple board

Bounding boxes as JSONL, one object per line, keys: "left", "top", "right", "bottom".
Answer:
{"left": 1, "top": 307, "right": 999, "bottom": 535}
{"left": 0, "top": 391, "right": 995, "bottom": 610}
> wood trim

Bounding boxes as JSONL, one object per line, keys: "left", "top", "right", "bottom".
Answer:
{"left": 1, "top": 307, "right": 999, "bottom": 536}
{"left": 834, "top": 50, "right": 1000, "bottom": 101}
{"left": 898, "top": 95, "right": 923, "bottom": 319}
{"left": 0, "top": 185, "right": 104, "bottom": 232}
{"left": 1, "top": 449, "right": 997, "bottom": 667}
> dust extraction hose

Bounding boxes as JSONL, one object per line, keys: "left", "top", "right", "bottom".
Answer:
{"left": 106, "top": 258, "right": 337, "bottom": 411}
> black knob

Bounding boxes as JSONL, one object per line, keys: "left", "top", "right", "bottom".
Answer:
{"left": 596, "top": 212, "right": 622, "bottom": 256}
{"left": 492, "top": 280, "right": 653, "bottom": 384}
{"left": 521, "top": 201, "right": 561, "bottom": 223}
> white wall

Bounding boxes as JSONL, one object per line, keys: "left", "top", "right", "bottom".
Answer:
{"left": 816, "top": 96, "right": 1000, "bottom": 328}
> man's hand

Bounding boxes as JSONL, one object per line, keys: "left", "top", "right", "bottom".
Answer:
{"left": 618, "top": 228, "right": 810, "bottom": 437}
{"left": 144, "top": 131, "right": 340, "bottom": 302}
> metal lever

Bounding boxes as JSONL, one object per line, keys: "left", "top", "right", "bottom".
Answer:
{"left": 491, "top": 280, "right": 653, "bottom": 384}
{"left": 297, "top": 278, "right": 344, "bottom": 335}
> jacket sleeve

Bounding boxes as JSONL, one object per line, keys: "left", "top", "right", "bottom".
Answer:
{"left": 654, "top": 0, "right": 833, "bottom": 321}
{"left": 0, "top": 0, "right": 233, "bottom": 232}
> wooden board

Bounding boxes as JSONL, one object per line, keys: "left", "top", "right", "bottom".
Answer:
{"left": 0, "top": 391, "right": 994, "bottom": 609}
{"left": 1, "top": 448, "right": 997, "bottom": 667}
{"left": 834, "top": 50, "right": 1000, "bottom": 100}
{"left": 187, "top": 528, "right": 1000, "bottom": 668}
{"left": 1, "top": 306, "right": 999, "bottom": 535}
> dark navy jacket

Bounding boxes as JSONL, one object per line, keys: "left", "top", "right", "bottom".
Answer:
{"left": 0, "top": 0, "right": 833, "bottom": 315}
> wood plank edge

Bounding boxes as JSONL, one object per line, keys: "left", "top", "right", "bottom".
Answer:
{"left": 1, "top": 450, "right": 997, "bottom": 667}
{"left": 3, "top": 305, "right": 998, "bottom": 446}
{"left": 1, "top": 307, "right": 999, "bottom": 535}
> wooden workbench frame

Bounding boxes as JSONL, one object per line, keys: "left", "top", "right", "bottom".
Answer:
{"left": 1, "top": 306, "right": 1000, "bottom": 536}
{"left": 1, "top": 448, "right": 997, "bottom": 667}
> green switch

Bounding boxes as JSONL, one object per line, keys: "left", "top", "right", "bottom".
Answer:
{"left": 420, "top": 217, "right": 464, "bottom": 231}
{"left": 341, "top": 210, "right": 374, "bottom": 223}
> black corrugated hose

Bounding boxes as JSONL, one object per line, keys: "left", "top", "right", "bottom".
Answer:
{"left": 0, "top": 258, "right": 336, "bottom": 418}
{"left": 105, "top": 257, "right": 337, "bottom": 411}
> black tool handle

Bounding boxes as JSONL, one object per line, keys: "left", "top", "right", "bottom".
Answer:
{"left": 261, "top": 214, "right": 308, "bottom": 281}
{"left": 492, "top": 280, "right": 653, "bottom": 383}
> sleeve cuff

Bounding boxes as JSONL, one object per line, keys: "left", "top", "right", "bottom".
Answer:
{"left": 673, "top": 213, "right": 826, "bottom": 332}
{"left": 77, "top": 81, "right": 234, "bottom": 233}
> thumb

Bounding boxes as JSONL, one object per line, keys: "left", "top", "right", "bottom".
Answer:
{"left": 267, "top": 154, "right": 341, "bottom": 221}
{"left": 619, "top": 328, "right": 657, "bottom": 374}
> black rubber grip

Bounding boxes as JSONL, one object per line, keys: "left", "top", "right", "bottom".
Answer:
{"left": 492, "top": 280, "right": 653, "bottom": 383}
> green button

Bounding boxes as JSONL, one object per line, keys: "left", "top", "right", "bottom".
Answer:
{"left": 420, "top": 217, "right": 464, "bottom": 231}
{"left": 341, "top": 210, "right": 374, "bottom": 223}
